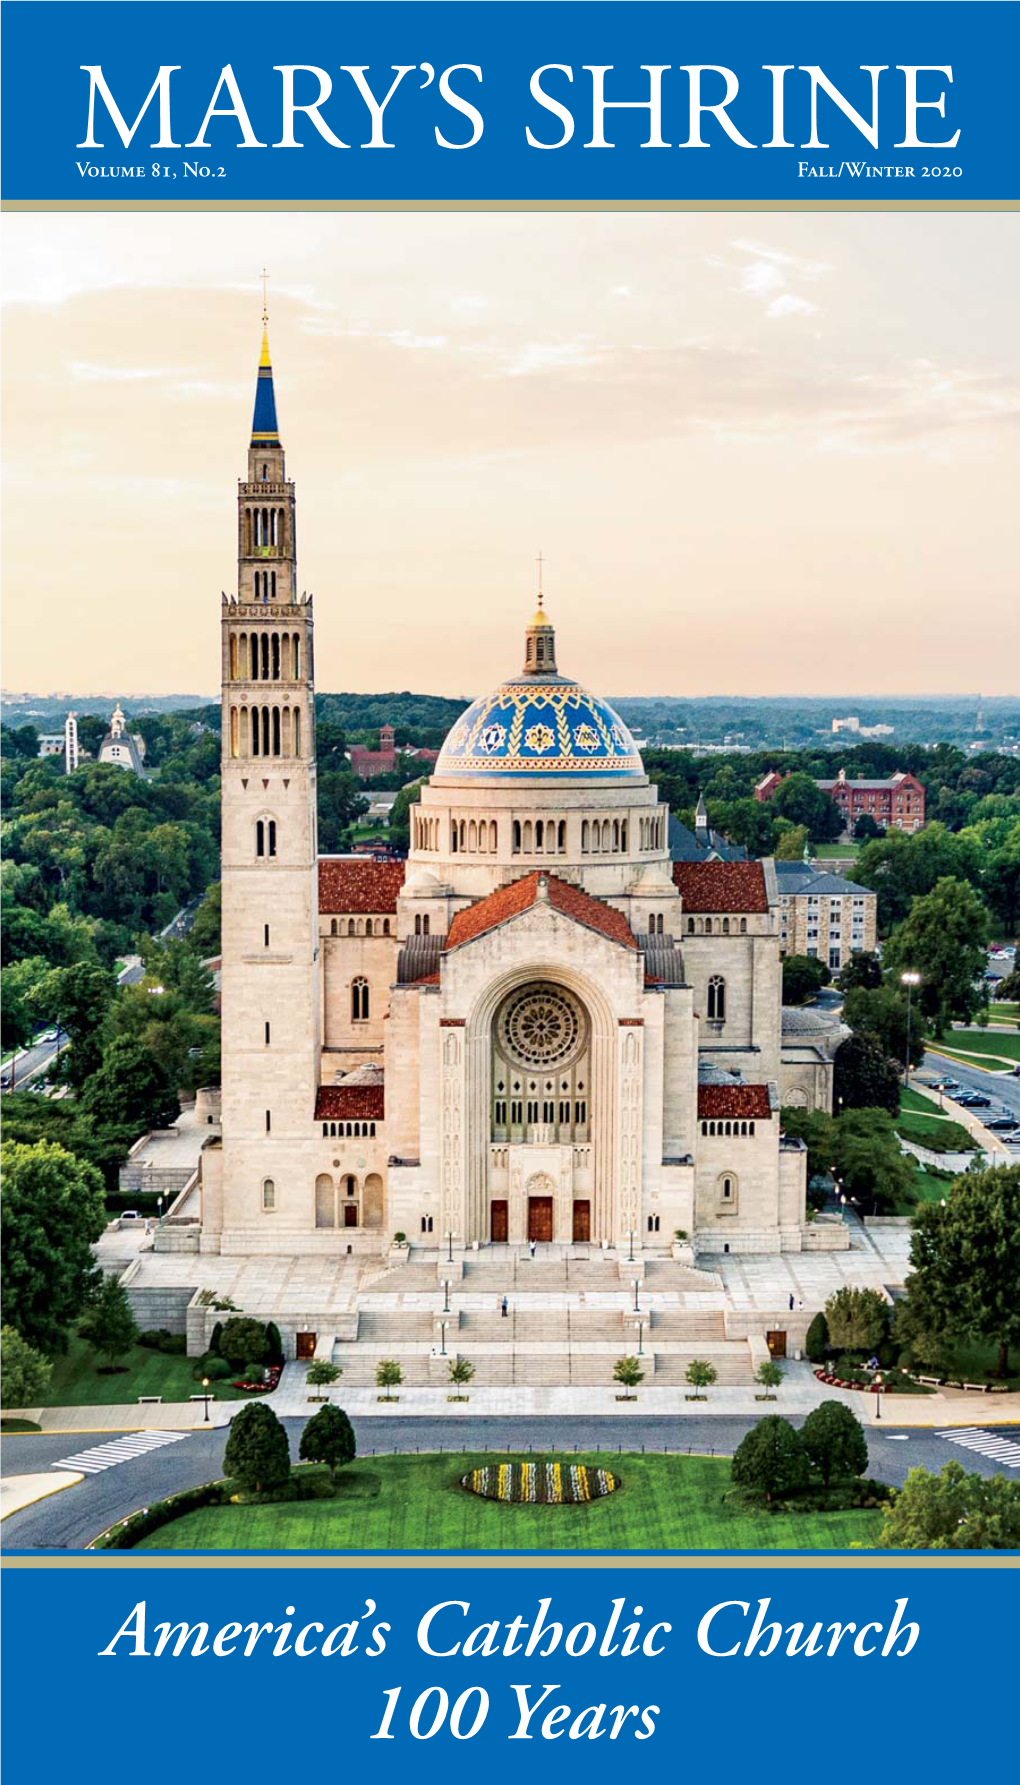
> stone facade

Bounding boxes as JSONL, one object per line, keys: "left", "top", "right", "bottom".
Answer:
{"left": 202, "top": 331, "right": 829, "bottom": 1274}
{"left": 775, "top": 862, "right": 878, "bottom": 972}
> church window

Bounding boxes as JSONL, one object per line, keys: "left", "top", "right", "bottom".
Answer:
{"left": 708, "top": 975, "right": 726, "bottom": 1021}
{"left": 602, "top": 820, "right": 611, "bottom": 852}
{"left": 647, "top": 1214, "right": 660, "bottom": 1233}
{"left": 512, "top": 821, "right": 521, "bottom": 854}
{"left": 704, "top": 917, "right": 712, "bottom": 935}
{"left": 229, "top": 636, "right": 238, "bottom": 679}
{"left": 268, "top": 819, "right": 277, "bottom": 857}
{"left": 559, "top": 1099, "right": 570, "bottom": 1124}
{"left": 557, "top": 820, "right": 566, "bottom": 851}
{"left": 291, "top": 630, "right": 298, "bottom": 675}
{"left": 265, "top": 1109, "right": 272, "bottom": 1133}
{"left": 740, "top": 917, "right": 747, "bottom": 934}
{"left": 749, "top": 1122, "right": 755, "bottom": 1137}
{"left": 272, "top": 707, "right": 281, "bottom": 756}
{"left": 260, "top": 632, "right": 270, "bottom": 679}
{"left": 574, "top": 1098, "right": 587, "bottom": 1125}
{"left": 613, "top": 820, "right": 620, "bottom": 851}
{"left": 331, "top": 919, "right": 337, "bottom": 935}
{"left": 351, "top": 977, "right": 370, "bottom": 1022}
{"left": 526, "top": 1099, "right": 539, "bottom": 1124}
{"left": 687, "top": 917, "right": 695, "bottom": 934}
{"left": 722, "top": 917, "right": 730, "bottom": 935}
{"left": 621, "top": 821, "right": 628, "bottom": 850}
{"left": 283, "top": 707, "right": 292, "bottom": 755}
{"left": 271, "top": 571, "right": 277, "bottom": 599}
{"left": 262, "top": 1178, "right": 275, "bottom": 1212}
{"left": 322, "top": 1122, "right": 328, "bottom": 1137}
{"left": 510, "top": 1099, "right": 523, "bottom": 1124}
{"left": 495, "top": 1099, "right": 507, "bottom": 1126}
{"left": 543, "top": 1099, "right": 554, "bottom": 1122}
{"left": 264, "top": 924, "right": 270, "bottom": 947}
{"left": 469, "top": 821, "right": 477, "bottom": 852}
{"left": 491, "top": 821, "right": 499, "bottom": 851}
{"left": 459, "top": 820, "right": 467, "bottom": 851}
{"left": 718, "top": 1173, "right": 738, "bottom": 1210}
{"left": 262, "top": 463, "right": 268, "bottom": 480}
{"left": 272, "top": 633, "right": 281, "bottom": 679}
{"left": 383, "top": 918, "right": 391, "bottom": 936}
{"left": 230, "top": 708, "right": 239, "bottom": 757}
{"left": 348, "top": 919, "right": 355, "bottom": 935}
{"left": 344, "top": 1174, "right": 356, "bottom": 1197}
{"left": 414, "top": 914, "right": 421, "bottom": 936}
{"left": 523, "top": 821, "right": 533, "bottom": 852}
{"left": 536, "top": 819, "right": 545, "bottom": 850}
{"left": 265, "top": 1020, "right": 271, "bottom": 1046}
{"left": 581, "top": 821, "right": 589, "bottom": 853}
{"left": 294, "top": 709, "right": 301, "bottom": 755}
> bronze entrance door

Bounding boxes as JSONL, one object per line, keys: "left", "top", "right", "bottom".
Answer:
{"left": 572, "top": 1200, "right": 591, "bottom": 1242}
{"left": 766, "top": 1330, "right": 787, "bottom": 1358}
{"left": 343, "top": 1202, "right": 358, "bottom": 1228}
{"left": 528, "top": 1197, "right": 553, "bottom": 1242}
{"left": 296, "top": 1332, "right": 316, "bottom": 1360}
{"left": 490, "top": 1200, "right": 508, "bottom": 1243}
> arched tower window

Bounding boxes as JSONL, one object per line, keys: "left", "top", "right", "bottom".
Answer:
{"left": 351, "top": 977, "right": 370, "bottom": 1022}
{"left": 707, "top": 975, "right": 726, "bottom": 1021}
{"left": 256, "top": 820, "right": 265, "bottom": 857}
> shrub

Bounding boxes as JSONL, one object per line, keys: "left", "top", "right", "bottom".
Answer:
{"left": 243, "top": 1360, "right": 268, "bottom": 1383}
{"left": 223, "top": 1401, "right": 291, "bottom": 1495}
{"left": 137, "top": 1330, "right": 164, "bottom": 1349}
{"left": 193, "top": 1355, "right": 232, "bottom": 1382}
{"left": 731, "top": 1417, "right": 810, "bottom": 1503}
{"left": 157, "top": 1332, "right": 187, "bottom": 1355}
{"left": 219, "top": 1316, "right": 269, "bottom": 1370}
{"left": 393, "top": 1231, "right": 407, "bottom": 1244}
{"left": 0, "top": 1326, "right": 52, "bottom": 1407}
{"left": 264, "top": 1321, "right": 284, "bottom": 1367}
{"left": 208, "top": 1321, "right": 224, "bottom": 1357}
{"left": 801, "top": 1402, "right": 869, "bottom": 1486}
{"left": 805, "top": 1311, "right": 829, "bottom": 1364}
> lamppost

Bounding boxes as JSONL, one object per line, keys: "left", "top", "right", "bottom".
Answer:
{"left": 900, "top": 971, "right": 921, "bottom": 1087}
{"left": 447, "top": 1229, "right": 454, "bottom": 1263}
{"left": 627, "top": 1229, "right": 635, "bottom": 1262}
{"left": 443, "top": 1279, "right": 450, "bottom": 1313}
{"left": 440, "top": 1320, "right": 447, "bottom": 1357}
{"left": 633, "top": 1279, "right": 640, "bottom": 1313}
{"left": 201, "top": 1376, "right": 211, "bottom": 1423}
{"left": 637, "top": 1318, "right": 644, "bottom": 1356}
{"left": 874, "top": 1371, "right": 884, "bottom": 1422}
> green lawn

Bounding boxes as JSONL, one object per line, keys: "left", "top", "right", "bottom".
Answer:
{"left": 812, "top": 842, "right": 860, "bottom": 858}
{"left": 941, "top": 1031, "right": 1020, "bottom": 1064}
{"left": 35, "top": 1336, "right": 250, "bottom": 1407}
{"left": 133, "top": 1453, "right": 883, "bottom": 1552}
{"left": 896, "top": 1110, "right": 976, "bottom": 1153}
{"left": 901, "top": 1162, "right": 956, "bottom": 1209}
{"left": 989, "top": 1002, "right": 1019, "bottom": 1023}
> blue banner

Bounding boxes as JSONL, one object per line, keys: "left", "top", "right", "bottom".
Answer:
{"left": 1, "top": 1, "right": 1017, "bottom": 203}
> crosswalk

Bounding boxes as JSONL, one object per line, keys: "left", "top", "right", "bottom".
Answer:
{"left": 51, "top": 1430, "right": 190, "bottom": 1476}
{"left": 937, "top": 1428, "right": 1020, "bottom": 1469}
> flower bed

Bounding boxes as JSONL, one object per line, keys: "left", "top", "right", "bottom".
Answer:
{"left": 461, "top": 1461, "right": 618, "bottom": 1504}
{"left": 814, "top": 1367, "right": 931, "bottom": 1395}
{"left": 232, "top": 1364, "right": 282, "bottom": 1394}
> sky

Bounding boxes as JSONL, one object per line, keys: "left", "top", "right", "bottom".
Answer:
{"left": 1, "top": 211, "right": 1018, "bottom": 700}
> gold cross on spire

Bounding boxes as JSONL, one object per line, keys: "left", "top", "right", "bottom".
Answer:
{"left": 260, "top": 267, "right": 269, "bottom": 325}
{"left": 536, "top": 550, "right": 544, "bottom": 607}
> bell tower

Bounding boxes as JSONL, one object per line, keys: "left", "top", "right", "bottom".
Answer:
{"left": 211, "top": 300, "right": 321, "bottom": 1247}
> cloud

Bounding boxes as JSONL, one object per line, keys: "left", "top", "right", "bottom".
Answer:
{"left": 766, "top": 294, "right": 818, "bottom": 320}
{"left": 731, "top": 237, "right": 830, "bottom": 321}
{"left": 484, "top": 339, "right": 606, "bottom": 378}
{"left": 740, "top": 261, "right": 785, "bottom": 298}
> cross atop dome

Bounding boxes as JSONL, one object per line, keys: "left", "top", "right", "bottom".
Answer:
{"left": 524, "top": 555, "right": 557, "bottom": 676}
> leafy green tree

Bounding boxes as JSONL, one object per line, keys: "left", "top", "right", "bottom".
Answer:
{"left": 0, "top": 1324, "right": 52, "bottom": 1406}
{"left": 685, "top": 1358, "right": 718, "bottom": 1398}
{"left": 387, "top": 779, "right": 424, "bottom": 853}
{"left": 218, "top": 1317, "right": 269, "bottom": 1371}
{"left": 882, "top": 877, "right": 990, "bottom": 1034}
{"left": 775, "top": 823, "right": 810, "bottom": 861}
{"left": 782, "top": 954, "right": 829, "bottom": 1006}
{"left": 771, "top": 773, "right": 842, "bottom": 841}
{"left": 223, "top": 1402, "right": 291, "bottom": 1495}
{"left": 805, "top": 1311, "right": 829, "bottom": 1364}
{"left": 78, "top": 1275, "right": 138, "bottom": 1369}
{"left": 879, "top": 1461, "right": 1020, "bottom": 1551}
{"left": 837, "top": 951, "right": 883, "bottom": 993}
{"left": 853, "top": 813, "right": 884, "bottom": 841}
{"left": 994, "top": 968, "right": 1020, "bottom": 1003}
{"left": 731, "top": 1417, "right": 810, "bottom": 1503}
{"left": 613, "top": 1355, "right": 644, "bottom": 1397}
{"left": 36, "top": 961, "right": 117, "bottom": 1089}
{"left": 756, "top": 1359, "right": 783, "bottom": 1399}
{"left": 188, "top": 881, "right": 221, "bottom": 957}
{"left": 376, "top": 1359, "right": 403, "bottom": 1396}
{"left": 833, "top": 1035, "right": 900, "bottom": 1115}
{"left": 843, "top": 984, "right": 928, "bottom": 1069}
{"left": 904, "top": 1165, "right": 1020, "bottom": 1379}
{"left": 79, "top": 1036, "right": 180, "bottom": 1134}
{"left": 779, "top": 1108, "right": 837, "bottom": 1182}
{"left": 300, "top": 1404, "right": 357, "bottom": 1483}
{"left": 1, "top": 955, "right": 50, "bottom": 1052}
{"left": 824, "top": 1286, "right": 889, "bottom": 1353}
{"left": 801, "top": 1402, "right": 868, "bottom": 1486}
{"left": 306, "top": 1359, "right": 341, "bottom": 1399}
{"left": 0, "top": 1140, "right": 106, "bottom": 1352}
{"left": 448, "top": 1356, "right": 475, "bottom": 1388}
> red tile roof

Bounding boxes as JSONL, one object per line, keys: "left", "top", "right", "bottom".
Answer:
{"left": 698, "top": 1084, "right": 772, "bottom": 1120}
{"left": 318, "top": 858, "right": 406, "bottom": 914}
{"left": 672, "top": 860, "right": 769, "bottom": 914}
{"left": 315, "top": 1084, "right": 385, "bottom": 1121}
{"left": 446, "top": 872, "right": 637, "bottom": 953}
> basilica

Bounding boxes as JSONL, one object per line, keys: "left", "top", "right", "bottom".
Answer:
{"left": 198, "top": 323, "right": 841, "bottom": 1273}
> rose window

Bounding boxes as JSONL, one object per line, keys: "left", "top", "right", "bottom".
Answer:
{"left": 499, "top": 987, "right": 585, "bottom": 1070}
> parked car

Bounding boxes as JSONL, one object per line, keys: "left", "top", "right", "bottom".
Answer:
{"left": 986, "top": 1117, "right": 1020, "bottom": 1133}
{"left": 959, "top": 1093, "right": 992, "bottom": 1108}
{"left": 0, "top": 1071, "right": 11, "bottom": 1090}
{"left": 935, "top": 1079, "right": 962, "bottom": 1093}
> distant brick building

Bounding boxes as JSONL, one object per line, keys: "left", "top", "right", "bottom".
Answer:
{"left": 347, "top": 724, "right": 439, "bottom": 780}
{"left": 755, "top": 767, "right": 925, "bottom": 834}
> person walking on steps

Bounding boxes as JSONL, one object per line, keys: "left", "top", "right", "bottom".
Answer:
{"left": 501, "top": 1295, "right": 509, "bottom": 1318}
{"left": 529, "top": 1237, "right": 537, "bottom": 1260}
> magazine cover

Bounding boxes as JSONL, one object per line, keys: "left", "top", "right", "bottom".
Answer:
{"left": 1, "top": 0, "right": 1017, "bottom": 1773}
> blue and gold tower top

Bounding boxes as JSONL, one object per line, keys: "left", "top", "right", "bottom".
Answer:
{"left": 434, "top": 592, "right": 644, "bottom": 782}
{"left": 251, "top": 320, "right": 280, "bottom": 445}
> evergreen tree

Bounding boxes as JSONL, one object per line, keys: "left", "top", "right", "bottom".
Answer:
{"left": 731, "top": 1417, "right": 810, "bottom": 1503}
{"left": 224, "top": 1402, "right": 291, "bottom": 1495}
{"left": 299, "top": 1404, "right": 357, "bottom": 1483}
{"left": 801, "top": 1402, "right": 868, "bottom": 1485}
{"left": 78, "top": 1275, "right": 138, "bottom": 1369}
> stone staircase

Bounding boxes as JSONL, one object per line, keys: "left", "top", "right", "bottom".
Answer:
{"left": 329, "top": 1246, "right": 758, "bottom": 1389}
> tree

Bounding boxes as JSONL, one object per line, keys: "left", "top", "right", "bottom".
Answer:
{"left": 448, "top": 1356, "right": 475, "bottom": 1390}
{"left": 775, "top": 823, "right": 810, "bottom": 861}
{"left": 756, "top": 1359, "right": 783, "bottom": 1399}
{"left": 994, "top": 968, "right": 1020, "bottom": 1002}
{"left": 187, "top": 880, "right": 221, "bottom": 957}
{"left": 613, "top": 1355, "right": 644, "bottom": 1397}
{"left": 0, "top": 1324, "right": 52, "bottom": 1406}
{"left": 779, "top": 1107, "right": 836, "bottom": 1182}
{"left": 218, "top": 1317, "right": 269, "bottom": 1371}
{"left": 376, "top": 1359, "right": 403, "bottom": 1397}
{"left": 264, "top": 1321, "right": 284, "bottom": 1367}
{"left": 904, "top": 1165, "right": 1020, "bottom": 1378}
{"left": 78, "top": 1274, "right": 138, "bottom": 1369}
{"left": 79, "top": 1035, "right": 181, "bottom": 1134}
{"left": 772, "top": 773, "right": 842, "bottom": 841}
{"left": 831, "top": 1109, "right": 915, "bottom": 1215}
{"left": 223, "top": 1402, "right": 291, "bottom": 1495}
{"left": 805, "top": 1312, "right": 829, "bottom": 1363}
{"left": 882, "top": 877, "right": 990, "bottom": 1034}
{"left": 731, "top": 1417, "right": 810, "bottom": 1503}
{"left": 824, "top": 1286, "right": 889, "bottom": 1353}
{"left": 879, "top": 1461, "right": 1020, "bottom": 1550}
{"left": 833, "top": 1034, "right": 900, "bottom": 1114}
{"left": 0, "top": 1140, "right": 106, "bottom": 1352}
{"left": 685, "top": 1358, "right": 718, "bottom": 1399}
{"left": 305, "top": 1359, "right": 341, "bottom": 1400}
{"left": 801, "top": 1402, "right": 868, "bottom": 1486}
{"left": 782, "top": 954, "right": 829, "bottom": 1006}
{"left": 387, "top": 779, "right": 424, "bottom": 853}
{"left": 843, "top": 984, "right": 928, "bottom": 1070}
{"left": 36, "top": 961, "right": 116, "bottom": 1089}
{"left": 853, "top": 813, "right": 885, "bottom": 842}
{"left": 837, "top": 950, "right": 883, "bottom": 993}
{"left": 299, "top": 1404, "right": 357, "bottom": 1483}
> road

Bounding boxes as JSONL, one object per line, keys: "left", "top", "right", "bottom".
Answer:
{"left": 918, "top": 1050, "right": 1020, "bottom": 1137}
{"left": 3, "top": 1415, "right": 1016, "bottom": 1553}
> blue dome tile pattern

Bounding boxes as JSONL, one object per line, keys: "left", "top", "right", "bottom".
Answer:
{"left": 435, "top": 679, "right": 643, "bottom": 780}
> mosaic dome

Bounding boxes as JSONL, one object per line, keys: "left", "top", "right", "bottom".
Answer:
{"left": 435, "top": 676, "right": 643, "bottom": 780}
